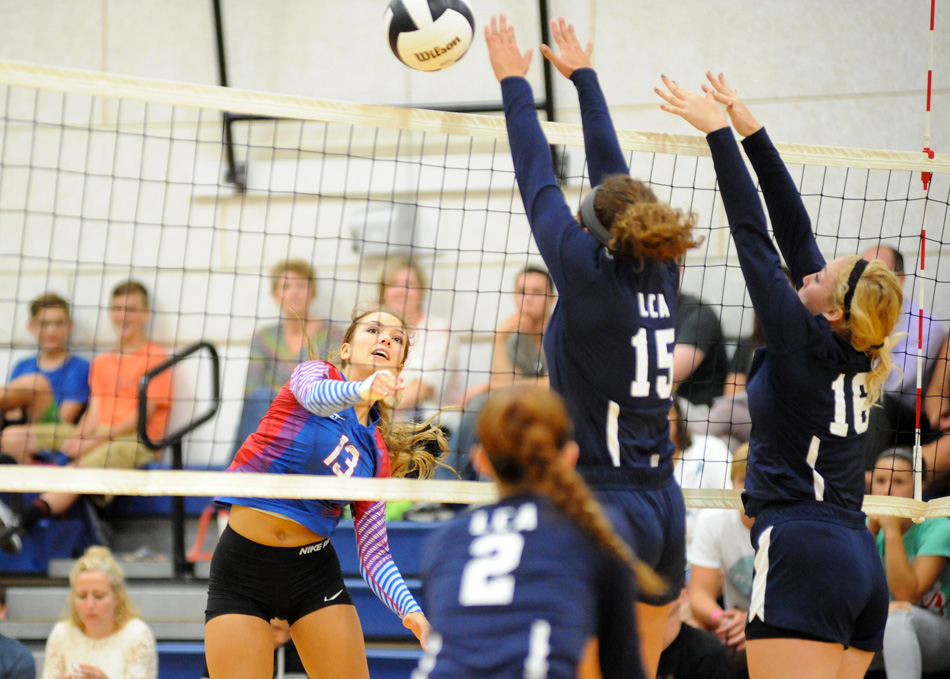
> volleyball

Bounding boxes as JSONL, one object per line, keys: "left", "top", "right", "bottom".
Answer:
{"left": 383, "top": 0, "right": 475, "bottom": 72}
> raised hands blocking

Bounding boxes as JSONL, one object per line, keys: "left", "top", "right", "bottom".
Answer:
{"left": 539, "top": 16, "right": 592, "bottom": 79}
{"left": 657, "top": 72, "right": 764, "bottom": 138}
{"left": 655, "top": 75, "right": 729, "bottom": 135}
{"left": 703, "top": 72, "right": 762, "bottom": 137}
{"left": 484, "top": 14, "right": 533, "bottom": 82}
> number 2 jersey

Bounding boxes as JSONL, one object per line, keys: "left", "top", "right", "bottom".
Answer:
{"left": 417, "top": 494, "right": 644, "bottom": 679}
{"left": 501, "top": 69, "right": 678, "bottom": 482}
{"left": 706, "top": 127, "right": 873, "bottom": 515}
{"left": 216, "top": 360, "right": 421, "bottom": 619}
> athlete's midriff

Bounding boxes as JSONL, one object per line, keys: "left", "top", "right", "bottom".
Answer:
{"left": 227, "top": 504, "right": 326, "bottom": 547}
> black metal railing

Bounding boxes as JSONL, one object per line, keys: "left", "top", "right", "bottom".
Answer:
{"left": 137, "top": 341, "right": 221, "bottom": 578}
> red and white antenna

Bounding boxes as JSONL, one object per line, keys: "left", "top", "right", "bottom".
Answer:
{"left": 922, "top": 0, "right": 936, "bottom": 191}
{"left": 914, "top": 0, "right": 937, "bottom": 505}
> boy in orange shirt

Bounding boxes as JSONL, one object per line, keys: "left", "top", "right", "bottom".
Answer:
{"left": 0, "top": 280, "right": 172, "bottom": 554}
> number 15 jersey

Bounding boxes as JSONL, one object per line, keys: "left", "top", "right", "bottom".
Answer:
{"left": 502, "top": 71, "right": 678, "bottom": 479}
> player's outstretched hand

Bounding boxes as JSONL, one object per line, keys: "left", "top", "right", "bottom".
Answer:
{"left": 403, "top": 611, "right": 431, "bottom": 651}
{"left": 539, "top": 16, "right": 592, "bottom": 79}
{"left": 358, "top": 370, "right": 404, "bottom": 402}
{"left": 485, "top": 14, "right": 533, "bottom": 82}
{"left": 703, "top": 72, "right": 762, "bottom": 137}
{"left": 655, "top": 75, "right": 729, "bottom": 135}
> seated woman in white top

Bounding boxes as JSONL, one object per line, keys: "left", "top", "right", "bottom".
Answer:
{"left": 42, "top": 546, "right": 157, "bottom": 679}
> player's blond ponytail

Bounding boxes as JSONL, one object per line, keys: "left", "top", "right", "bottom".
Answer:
{"left": 831, "top": 255, "right": 904, "bottom": 406}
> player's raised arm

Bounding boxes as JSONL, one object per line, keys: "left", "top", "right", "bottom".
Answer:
{"left": 484, "top": 14, "right": 532, "bottom": 82}
{"left": 700, "top": 73, "right": 824, "bottom": 284}
{"left": 539, "top": 16, "right": 592, "bottom": 79}
{"left": 543, "top": 16, "right": 628, "bottom": 182}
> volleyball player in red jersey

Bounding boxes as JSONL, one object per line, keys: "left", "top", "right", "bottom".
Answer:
{"left": 205, "top": 306, "right": 446, "bottom": 679}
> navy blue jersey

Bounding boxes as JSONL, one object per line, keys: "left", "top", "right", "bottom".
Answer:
{"left": 707, "top": 128, "right": 871, "bottom": 514}
{"left": 501, "top": 70, "right": 678, "bottom": 478}
{"left": 418, "top": 494, "right": 643, "bottom": 679}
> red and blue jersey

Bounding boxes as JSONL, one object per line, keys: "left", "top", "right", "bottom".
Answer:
{"left": 217, "top": 360, "right": 420, "bottom": 619}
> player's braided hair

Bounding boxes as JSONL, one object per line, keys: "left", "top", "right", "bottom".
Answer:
{"left": 477, "top": 385, "right": 664, "bottom": 596}
{"left": 582, "top": 174, "right": 702, "bottom": 261}
{"left": 830, "top": 255, "right": 903, "bottom": 406}
{"left": 324, "top": 304, "right": 449, "bottom": 479}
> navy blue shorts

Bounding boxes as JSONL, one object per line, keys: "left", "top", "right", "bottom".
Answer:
{"left": 596, "top": 479, "right": 686, "bottom": 606}
{"left": 205, "top": 525, "right": 354, "bottom": 626}
{"left": 746, "top": 502, "right": 887, "bottom": 652}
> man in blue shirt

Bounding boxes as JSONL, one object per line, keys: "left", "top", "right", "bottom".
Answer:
{"left": 0, "top": 585, "right": 35, "bottom": 679}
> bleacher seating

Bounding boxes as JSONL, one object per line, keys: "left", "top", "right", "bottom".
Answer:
{"left": 0, "top": 517, "right": 435, "bottom": 679}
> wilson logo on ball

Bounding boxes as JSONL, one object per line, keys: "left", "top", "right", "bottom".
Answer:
{"left": 413, "top": 36, "right": 462, "bottom": 63}
{"left": 384, "top": 0, "right": 475, "bottom": 72}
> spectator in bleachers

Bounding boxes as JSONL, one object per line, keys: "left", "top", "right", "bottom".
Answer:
{"left": 867, "top": 447, "right": 950, "bottom": 679}
{"left": 0, "top": 281, "right": 173, "bottom": 554}
{"left": 234, "top": 259, "right": 343, "bottom": 452}
{"left": 922, "top": 335, "right": 950, "bottom": 493}
{"left": 704, "top": 269, "right": 792, "bottom": 454}
{"left": 378, "top": 256, "right": 456, "bottom": 424}
{"left": 723, "top": 315, "right": 763, "bottom": 399}
{"left": 863, "top": 245, "right": 948, "bottom": 481}
{"left": 688, "top": 444, "right": 754, "bottom": 675}
{"left": 448, "top": 265, "right": 554, "bottom": 480}
{"left": 703, "top": 394, "right": 751, "bottom": 456}
{"left": 41, "top": 546, "right": 157, "bottom": 679}
{"left": 0, "top": 293, "right": 89, "bottom": 436}
{"left": 656, "top": 587, "right": 737, "bottom": 679}
{"left": 0, "top": 584, "right": 35, "bottom": 679}
{"left": 671, "top": 399, "right": 732, "bottom": 551}
{"left": 721, "top": 269, "right": 792, "bottom": 398}
{"left": 674, "top": 281, "right": 729, "bottom": 428}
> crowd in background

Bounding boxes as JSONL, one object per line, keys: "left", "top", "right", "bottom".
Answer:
{"left": 0, "top": 241, "right": 949, "bottom": 678}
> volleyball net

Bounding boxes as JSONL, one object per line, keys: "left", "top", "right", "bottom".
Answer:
{"left": 1, "top": 60, "right": 949, "bottom": 518}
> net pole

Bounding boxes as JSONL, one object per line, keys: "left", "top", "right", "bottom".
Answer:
{"left": 914, "top": 0, "right": 937, "bottom": 503}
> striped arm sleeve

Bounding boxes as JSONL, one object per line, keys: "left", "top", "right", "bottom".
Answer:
{"left": 289, "top": 362, "right": 364, "bottom": 416}
{"left": 354, "top": 499, "right": 421, "bottom": 619}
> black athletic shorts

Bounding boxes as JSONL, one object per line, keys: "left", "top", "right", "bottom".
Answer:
{"left": 205, "top": 525, "right": 354, "bottom": 626}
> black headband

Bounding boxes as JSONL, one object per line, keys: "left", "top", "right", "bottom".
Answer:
{"left": 843, "top": 258, "right": 869, "bottom": 321}
{"left": 579, "top": 185, "right": 612, "bottom": 248}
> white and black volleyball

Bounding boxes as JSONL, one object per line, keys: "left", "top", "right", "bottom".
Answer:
{"left": 383, "top": 0, "right": 475, "bottom": 72}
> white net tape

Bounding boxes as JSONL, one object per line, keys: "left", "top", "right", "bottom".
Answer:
{"left": 1, "top": 466, "right": 947, "bottom": 521}
{"left": 1, "top": 59, "right": 948, "bottom": 172}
